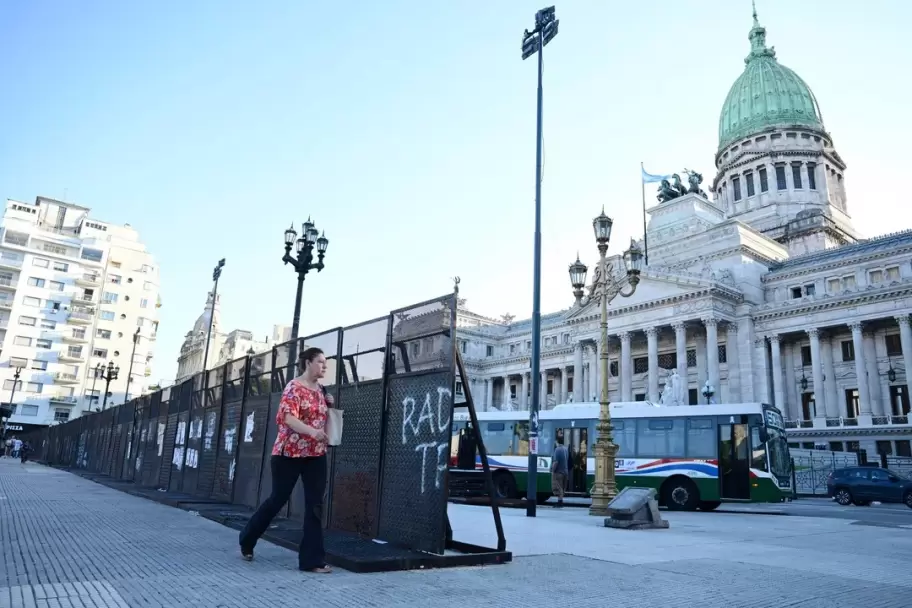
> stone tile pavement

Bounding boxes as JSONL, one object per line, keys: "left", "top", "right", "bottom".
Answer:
{"left": 1, "top": 459, "right": 909, "bottom": 607}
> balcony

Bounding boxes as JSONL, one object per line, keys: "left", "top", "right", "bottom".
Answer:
{"left": 53, "top": 372, "right": 79, "bottom": 384}
{"left": 0, "top": 299, "right": 13, "bottom": 310}
{"left": 49, "top": 395, "right": 79, "bottom": 406}
{"left": 0, "top": 277, "right": 18, "bottom": 290}
{"left": 62, "top": 329, "right": 88, "bottom": 343}
{"left": 66, "top": 304, "right": 95, "bottom": 325}
{"left": 0, "top": 256, "right": 22, "bottom": 271}
{"left": 58, "top": 349, "right": 85, "bottom": 363}
{"left": 71, "top": 297, "right": 95, "bottom": 307}
{"left": 75, "top": 273, "right": 101, "bottom": 287}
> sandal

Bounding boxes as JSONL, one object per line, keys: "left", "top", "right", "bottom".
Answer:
{"left": 240, "top": 547, "right": 254, "bottom": 562}
{"left": 301, "top": 565, "right": 332, "bottom": 574}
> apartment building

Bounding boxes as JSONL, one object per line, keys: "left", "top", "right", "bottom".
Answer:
{"left": 0, "top": 196, "right": 161, "bottom": 428}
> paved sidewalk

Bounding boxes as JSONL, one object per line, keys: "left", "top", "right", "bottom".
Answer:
{"left": 1, "top": 460, "right": 910, "bottom": 607}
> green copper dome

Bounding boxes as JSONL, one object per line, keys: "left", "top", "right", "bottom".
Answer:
{"left": 718, "top": 8, "right": 824, "bottom": 150}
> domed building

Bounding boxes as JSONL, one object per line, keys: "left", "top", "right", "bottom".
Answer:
{"left": 454, "top": 7, "right": 912, "bottom": 463}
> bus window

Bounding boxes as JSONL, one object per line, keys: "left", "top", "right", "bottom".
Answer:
{"left": 614, "top": 419, "right": 636, "bottom": 457}
{"left": 540, "top": 421, "right": 554, "bottom": 454}
{"left": 636, "top": 418, "right": 685, "bottom": 458}
{"left": 481, "top": 422, "right": 512, "bottom": 454}
{"left": 686, "top": 418, "right": 715, "bottom": 458}
{"left": 511, "top": 421, "right": 530, "bottom": 456}
{"left": 750, "top": 426, "right": 769, "bottom": 472}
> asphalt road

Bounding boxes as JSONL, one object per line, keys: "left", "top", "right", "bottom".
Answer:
{"left": 532, "top": 496, "right": 912, "bottom": 526}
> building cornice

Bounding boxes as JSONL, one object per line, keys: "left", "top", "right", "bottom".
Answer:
{"left": 765, "top": 230, "right": 912, "bottom": 280}
{"left": 567, "top": 287, "right": 743, "bottom": 326}
{"left": 753, "top": 279, "right": 912, "bottom": 322}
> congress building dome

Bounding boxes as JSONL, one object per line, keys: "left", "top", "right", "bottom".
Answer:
{"left": 717, "top": 6, "right": 825, "bottom": 151}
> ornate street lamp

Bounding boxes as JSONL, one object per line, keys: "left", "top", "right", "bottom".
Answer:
{"left": 201, "top": 258, "right": 226, "bottom": 377}
{"left": 98, "top": 361, "right": 120, "bottom": 411}
{"left": 282, "top": 219, "right": 329, "bottom": 379}
{"left": 570, "top": 207, "right": 643, "bottom": 517}
{"left": 1, "top": 366, "right": 22, "bottom": 440}
{"left": 701, "top": 381, "right": 716, "bottom": 404}
{"left": 569, "top": 255, "right": 588, "bottom": 305}
{"left": 888, "top": 365, "right": 897, "bottom": 383}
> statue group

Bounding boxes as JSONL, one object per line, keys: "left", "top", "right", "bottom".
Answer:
{"left": 657, "top": 169, "right": 707, "bottom": 203}
{"left": 659, "top": 369, "right": 688, "bottom": 406}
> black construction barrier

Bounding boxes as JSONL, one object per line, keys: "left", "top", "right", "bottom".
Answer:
{"left": 18, "top": 291, "right": 510, "bottom": 573}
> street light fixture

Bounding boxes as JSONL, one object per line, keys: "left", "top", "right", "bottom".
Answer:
{"left": 125, "top": 327, "right": 141, "bottom": 402}
{"left": 568, "top": 208, "right": 643, "bottom": 517}
{"left": 201, "top": 258, "right": 226, "bottom": 377}
{"left": 701, "top": 381, "right": 716, "bottom": 404}
{"left": 569, "top": 255, "right": 588, "bottom": 305}
{"left": 282, "top": 218, "right": 329, "bottom": 378}
{"left": 1, "top": 366, "right": 22, "bottom": 440}
{"left": 521, "top": 4, "right": 560, "bottom": 519}
{"left": 98, "top": 361, "right": 120, "bottom": 411}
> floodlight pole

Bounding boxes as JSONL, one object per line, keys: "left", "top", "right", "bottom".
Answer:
{"left": 521, "top": 6, "right": 558, "bottom": 518}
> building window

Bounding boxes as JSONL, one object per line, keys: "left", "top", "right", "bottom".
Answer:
{"left": 31, "top": 360, "right": 47, "bottom": 371}
{"left": 775, "top": 165, "right": 787, "bottom": 190}
{"left": 108, "top": 274, "right": 122, "bottom": 285}
{"left": 27, "top": 277, "right": 46, "bottom": 288}
{"left": 100, "top": 310, "right": 116, "bottom": 321}
{"left": 801, "top": 345, "right": 812, "bottom": 366}
{"left": 36, "top": 339, "right": 51, "bottom": 349}
{"left": 827, "top": 278, "right": 840, "bottom": 293}
{"left": 804, "top": 284, "right": 815, "bottom": 296}
{"left": 102, "top": 292, "right": 118, "bottom": 304}
{"left": 3, "top": 230, "right": 29, "bottom": 246}
{"left": 841, "top": 340, "right": 855, "bottom": 362}
{"left": 869, "top": 269, "right": 883, "bottom": 284}
{"left": 49, "top": 280, "right": 64, "bottom": 291}
{"left": 791, "top": 163, "right": 803, "bottom": 189}
{"left": 18, "top": 315, "right": 36, "bottom": 326}
{"left": 885, "top": 266, "right": 901, "bottom": 282}
{"left": 744, "top": 171, "right": 755, "bottom": 197}
{"left": 686, "top": 349, "right": 697, "bottom": 367}
{"left": 140, "top": 298, "right": 149, "bottom": 308}
{"left": 807, "top": 162, "right": 817, "bottom": 190}
{"left": 486, "top": 345, "right": 494, "bottom": 357}
{"left": 718, "top": 344, "right": 727, "bottom": 364}
{"left": 876, "top": 440, "right": 893, "bottom": 455}
{"left": 2, "top": 379, "right": 22, "bottom": 391}
{"left": 22, "top": 296, "right": 40, "bottom": 307}
{"left": 791, "top": 287, "right": 802, "bottom": 299}
{"left": 845, "top": 388, "right": 859, "bottom": 417}
{"left": 32, "top": 257, "right": 49, "bottom": 268}
{"left": 732, "top": 176, "right": 742, "bottom": 201}
{"left": 18, "top": 404, "right": 39, "bottom": 417}
{"left": 26, "top": 382, "right": 43, "bottom": 393}
{"left": 13, "top": 336, "right": 32, "bottom": 346}
{"left": 634, "top": 356, "right": 649, "bottom": 374}
{"left": 885, "top": 334, "right": 902, "bottom": 357}
{"left": 897, "top": 441, "right": 912, "bottom": 458}
{"left": 758, "top": 167, "right": 769, "bottom": 192}
{"left": 54, "top": 410, "right": 70, "bottom": 422}
{"left": 80, "top": 248, "right": 103, "bottom": 263}
{"left": 609, "top": 361, "right": 618, "bottom": 376}
{"left": 143, "top": 281, "right": 153, "bottom": 291}
{"left": 657, "top": 352, "right": 677, "bottom": 370}
{"left": 52, "top": 261, "right": 68, "bottom": 272}
{"left": 9, "top": 357, "right": 27, "bottom": 368}
{"left": 634, "top": 394, "right": 646, "bottom": 402}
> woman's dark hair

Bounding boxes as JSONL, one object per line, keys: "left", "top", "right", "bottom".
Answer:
{"left": 299, "top": 347, "right": 324, "bottom": 367}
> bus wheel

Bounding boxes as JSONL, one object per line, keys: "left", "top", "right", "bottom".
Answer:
{"left": 661, "top": 477, "right": 700, "bottom": 511}
{"left": 699, "top": 501, "right": 721, "bottom": 511}
{"left": 493, "top": 471, "right": 517, "bottom": 499}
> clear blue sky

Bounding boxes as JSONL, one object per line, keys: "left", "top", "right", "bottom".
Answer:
{"left": 1, "top": 1, "right": 910, "bottom": 385}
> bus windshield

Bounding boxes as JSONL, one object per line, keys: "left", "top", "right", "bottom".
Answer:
{"left": 764, "top": 416, "right": 791, "bottom": 481}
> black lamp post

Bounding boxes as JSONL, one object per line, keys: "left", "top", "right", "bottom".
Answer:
{"left": 125, "top": 327, "right": 141, "bottom": 402}
{"left": 282, "top": 219, "right": 328, "bottom": 377}
{"left": 98, "top": 361, "right": 119, "bottom": 411}
{"left": 1, "top": 366, "right": 21, "bottom": 440}
{"left": 201, "top": 258, "right": 226, "bottom": 376}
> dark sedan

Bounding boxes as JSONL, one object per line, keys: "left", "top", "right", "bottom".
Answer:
{"left": 826, "top": 467, "right": 912, "bottom": 508}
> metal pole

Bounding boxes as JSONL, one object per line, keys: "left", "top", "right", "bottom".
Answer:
{"left": 125, "top": 328, "right": 139, "bottom": 402}
{"left": 288, "top": 274, "right": 305, "bottom": 382}
{"left": 201, "top": 273, "right": 220, "bottom": 376}
{"left": 90, "top": 369, "right": 99, "bottom": 410}
{"left": 526, "top": 33, "right": 544, "bottom": 518}
{"left": 2, "top": 368, "right": 20, "bottom": 441}
{"left": 102, "top": 376, "right": 111, "bottom": 410}
{"left": 589, "top": 249, "right": 617, "bottom": 515}
{"left": 641, "top": 161, "right": 649, "bottom": 266}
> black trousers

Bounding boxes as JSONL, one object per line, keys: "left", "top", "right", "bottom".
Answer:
{"left": 239, "top": 454, "right": 327, "bottom": 569}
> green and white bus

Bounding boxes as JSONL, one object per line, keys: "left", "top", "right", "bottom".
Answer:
{"left": 451, "top": 402, "right": 792, "bottom": 511}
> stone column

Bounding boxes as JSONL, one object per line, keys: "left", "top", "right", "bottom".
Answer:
{"left": 502, "top": 375, "right": 510, "bottom": 409}
{"left": 769, "top": 335, "right": 785, "bottom": 413}
{"left": 559, "top": 366, "right": 568, "bottom": 404}
{"left": 588, "top": 349, "right": 597, "bottom": 402}
{"left": 704, "top": 317, "right": 720, "bottom": 398}
{"left": 752, "top": 336, "right": 771, "bottom": 404}
{"left": 521, "top": 372, "right": 529, "bottom": 409}
{"left": 784, "top": 344, "right": 799, "bottom": 421}
{"left": 863, "top": 332, "right": 883, "bottom": 416}
{"left": 673, "top": 322, "right": 687, "bottom": 385}
{"left": 815, "top": 336, "right": 846, "bottom": 418}
{"left": 850, "top": 322, "right": 872, "bottom": 417}
{"left": 619, "top": 332, "right": 632, "bottom": 401}
{"left": 896, "top": 316, "right": 912, "bottom": 407}
{"left": 485, "top": 378, "right": 493, "bottom": 410}
{"left": 592, "top": 343, "right": 601, "bottom": 402}
{"left": 726, "top": 324, "right": 741, "bottom": 402}
{"left": 646, "top": 327, "right": 659, "bottom": 402}
{"left": 807, "top": 329, "right": 827, "bottom": 420}
{"left": 573, "top": 342, "right": 584, "bottom": 403}
{"left": 541, "top": 370, "right": 548, "bottom": 407}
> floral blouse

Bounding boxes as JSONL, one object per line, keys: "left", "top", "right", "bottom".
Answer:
{"left": 272, "top": 379, "right": 328, "bottom": 458}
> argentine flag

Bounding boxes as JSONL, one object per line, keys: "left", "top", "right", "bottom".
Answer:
{"left": 641, "top": 167, "right": 672, "bottom": 184}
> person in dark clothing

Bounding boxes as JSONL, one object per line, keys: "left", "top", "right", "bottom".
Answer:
{"left": 551, "top": 439, "right": 569, "bottom": 507}
{"left": 239, "top": 347, "right": 333, "bottom": 573}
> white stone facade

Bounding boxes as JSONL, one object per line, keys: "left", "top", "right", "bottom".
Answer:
{"left": 0, "top": 196, "right": 161, "bottom": 425}
{"left": 455, "top": 18, "right": 912, "bottom": 462}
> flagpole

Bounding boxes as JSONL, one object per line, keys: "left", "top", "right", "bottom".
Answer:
{"left": 641, "top": 162, "right": 649, "bottom": 266}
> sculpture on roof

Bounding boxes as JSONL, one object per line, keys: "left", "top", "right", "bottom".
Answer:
{"left": 656, "top": 179, "right": 679, "bottom": 203}
{"left": 501, "top": 313, "right": 515, "bottom": 325}
{"left": 684, "top": 169, "right": 708, "bottom": 197}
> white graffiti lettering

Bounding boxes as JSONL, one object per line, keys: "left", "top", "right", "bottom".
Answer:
{"left": 414, "top": 442, "right": 450, "bottom": 494}
{"left": 401, "top": 387, "right": 453, "bottom": 445}
{"left": 228, "top": 458, "right": 236, "bottom": 482}
{"left": 186, "top": 448, "right": 199, "bottom": 469}
{"left": 224, "top": 427, "right": 236, "bottom": 453}
{"left": 175, "top": 421, "right": 187, "bottom": 446}
{"left": 204, "top": 413, "right": 216, "bottom": 450}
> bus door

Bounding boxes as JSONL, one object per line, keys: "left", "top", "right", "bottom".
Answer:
{"left": 719, "top": 417, "right": 751, "bottom": 500}
{"left": 554, "top": 426, "right": 588, "bottom": 493}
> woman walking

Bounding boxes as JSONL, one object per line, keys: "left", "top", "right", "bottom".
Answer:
{"left": 239, "top": 346, "right": 332, "bottom": 573}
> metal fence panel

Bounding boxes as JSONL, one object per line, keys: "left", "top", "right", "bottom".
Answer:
{"left": 181, "top": 376, "right": 206, "bottom": 494}
{"left": 234, "top": 393, "right": 270, "bottom": 509}
{"left": 792, "top": 449, "right": 860, "bottom": 495}
{"left": 158, "top": 388, "right": 176, "bottom": 489}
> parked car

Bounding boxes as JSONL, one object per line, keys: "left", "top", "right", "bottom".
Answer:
{"left": 826, "top": 467, "right": 912, "bottom": 508}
